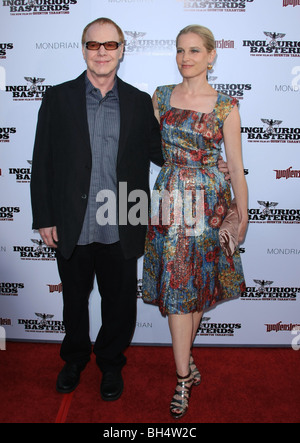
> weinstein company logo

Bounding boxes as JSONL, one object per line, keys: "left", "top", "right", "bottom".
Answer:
{"left": 124, "top": 31, "right": 175, "bottom": 55}
{"left": 2, "top": 0, "right": 77, "bottom": 15}
{"left": 283, "top": 0, "right": 300, "bottom": 6}
{"left": 241, "top": 119, "right": 300, "bottom": 143}
{"left": 181, "top": 0, "right": 254, "bottom": 12}
{"left": 215, "top": 39, "right": 235, "bottom": 49}
{"left": 248, "top": 201, "right": 300, "bottom": 224}
{"left": 243, "top": 32, "right": 300, "bottom": 57}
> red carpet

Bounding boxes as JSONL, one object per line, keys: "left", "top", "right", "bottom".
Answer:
{"left": 0, "top": 342, "right": 299, "bottom": 423}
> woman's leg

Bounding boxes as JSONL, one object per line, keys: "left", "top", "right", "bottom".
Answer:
{"left": 168, "top": 310, "right": 203, "bottom": 375}
{"left": 191, "top": 310, "right": 203, "bottom": 345}
{"left": 190, "top": 310, "right": 203, "bottom": 385}
{"left": 168, "top": 313, "right": 193, "bottom": 376}
{"left": 168, "top": 313, "right": 194, "bottom": 419}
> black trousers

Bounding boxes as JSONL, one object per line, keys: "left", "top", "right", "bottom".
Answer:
{"left": 56, "top": 242, "right": 137, "bottom": 373}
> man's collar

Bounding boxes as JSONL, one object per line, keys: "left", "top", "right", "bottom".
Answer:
{"left": 85, "top": 72, "right": 118, "bottom": 98}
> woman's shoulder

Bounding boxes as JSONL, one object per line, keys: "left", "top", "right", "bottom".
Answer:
{"left": 215, "top": 92, "right": 239, "bottom": 123}
{"left": 217, "top": 91, "right": 239, "bottom": 107}
{"left": 155, "top": 85, "right": 176, "bottom": 105}
{"left": 155, "top": 84, "right": 176, "bottom": 94}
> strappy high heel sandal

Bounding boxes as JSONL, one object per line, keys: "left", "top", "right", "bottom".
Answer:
{"left": 189, "top": 354, "right": 201, "bottom": 386}
{"left": 170, "top": 370, "right": 193, "bottom": 419}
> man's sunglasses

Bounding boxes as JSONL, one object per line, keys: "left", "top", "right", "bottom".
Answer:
{"left": 85, "top": 41, "right": 122, "bottom": 51}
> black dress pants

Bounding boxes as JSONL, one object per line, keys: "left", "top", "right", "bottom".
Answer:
{"left": 56, "top": 242, "right": 137, "bottom": 373}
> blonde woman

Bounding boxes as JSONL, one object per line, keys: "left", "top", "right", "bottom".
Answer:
{"left": 143, "top": 25, "right": 248, "bottom": 419}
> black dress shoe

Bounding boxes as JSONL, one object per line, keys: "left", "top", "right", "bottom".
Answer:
{"left": 56, "top": 363, "right": 84, "bottom": 394}
{"left": 100, "top": 371, "right": 124, "bottom": 401}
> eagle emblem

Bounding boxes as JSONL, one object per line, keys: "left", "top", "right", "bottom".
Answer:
{"left": 253, "top": 280, "right": 273, "bottom": 294}
{"left": 261, "top": 119, "right": 282, "bottom": 135}
{"left": 24, "top": 77, "right": 45, "bottom": 92}
{"left": 35, "top": 313, "right": 54, "bottom": 326}
{"left": 31, "top": 239, "right": 44, "bottom": 252}
{"left": 257, "top": 201, "right": 278, "bottom": 215}
{"left": 263, "top": 32, "right": 286, "bottom": 48}
{"left": 124, "top": 31, "right": 146, "bottom": 48}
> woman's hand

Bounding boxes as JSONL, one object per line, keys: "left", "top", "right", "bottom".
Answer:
{"left": 217, "top": 155, "right": 231, "bottom": 182}
{"left": 238, "top": 216, "right": 248, "bottom": 244}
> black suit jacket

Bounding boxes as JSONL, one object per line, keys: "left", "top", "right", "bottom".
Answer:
{"left": 30, "top": 72, "right": 164, "bottom": 259}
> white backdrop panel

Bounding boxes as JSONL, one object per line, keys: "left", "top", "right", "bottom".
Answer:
{"left": 0, "top": 0, "right": 299, "bottom": 347}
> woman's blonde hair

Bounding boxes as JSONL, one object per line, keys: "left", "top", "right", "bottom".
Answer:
{"left": 176, "top": 25, "right": 215, "bottom": 52}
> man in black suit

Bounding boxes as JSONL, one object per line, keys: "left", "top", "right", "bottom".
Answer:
{"left": 31, "top": 17, "right": 164, "bottom": 401}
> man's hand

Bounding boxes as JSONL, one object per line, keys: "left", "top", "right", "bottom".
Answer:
{"left": 39, "top": 226, "right": 58, "bottom": 248}
{"left": 218, "top": 155, "right": 231, "bottom": 182}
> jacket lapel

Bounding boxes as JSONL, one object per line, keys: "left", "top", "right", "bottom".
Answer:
{"left": 117, "top": 76, "right": 135, "bottom": 167}
{"left": 67, "top": 72, "right": 91, "bottom": 151}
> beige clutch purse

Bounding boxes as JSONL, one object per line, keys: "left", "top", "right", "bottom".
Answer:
{"left": 219, "top": 199, "right": 239, "bottom": 257}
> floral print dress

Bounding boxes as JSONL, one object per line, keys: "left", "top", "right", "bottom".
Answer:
{"left": 142, "top": 85, "right": 246, "bottom": 316}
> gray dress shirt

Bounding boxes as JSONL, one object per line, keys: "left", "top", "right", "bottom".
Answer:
{"left": 77, "top": 74, "right": 120, "bottom": 245}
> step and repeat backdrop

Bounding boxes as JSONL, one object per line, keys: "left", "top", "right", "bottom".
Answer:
{"left": 1, "top": 0, "right": 300, "bottom": 348}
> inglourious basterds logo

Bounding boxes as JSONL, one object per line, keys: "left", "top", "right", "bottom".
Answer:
{"left": 9, "top": 160, "right": 32, "bottom": 183}
{"left": 248, "top": 201, "right": 300, "bottom": 224}
{"left": 0, "top": 43, "right": 13, "bottom": 59}
{"left": 13, "top": 238, "right": 56, "bottom": 260}
{"left": 0, "top": 206, "right": 20, "bottom": 221}
{"left": 180, "top": 0, "right": 254, "bottom": 12}
{"left": 18, "top": 313, "right": 65, "bottom": 333}
{"left": 2, "top": 0, "right": 77, "bottom": 15}
{"left": 243, "top": 32, "right": 300, "bottom": 57}
{"left": 6, "top": 77, "right": 52, "bottom": 101}
{"left": 209, "top": 75, "right": 251, "bottom": 99}
{"left": 124, "top": 31, "right": 175, "bottom": 55}
{"left": 0, "top": 282, "right": 24, "bottom": 296}
{"left": 197, "top": 317, "right": 242, "bottom": 337}
{"left": 241, "top": 280, "right": 299, "bottom": 302}
{"left": 0, "top": 127, "right": 16, "bottom": 142}
{"left": 241, "top": 119, "right": 300, "bottom": 143}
